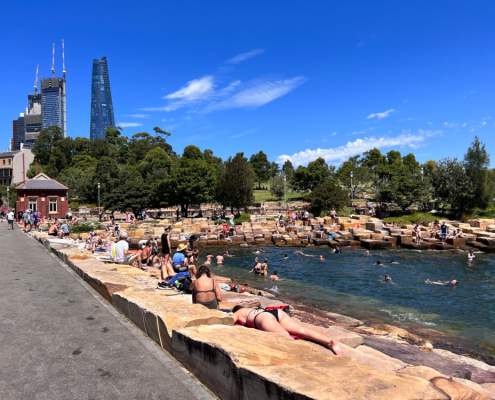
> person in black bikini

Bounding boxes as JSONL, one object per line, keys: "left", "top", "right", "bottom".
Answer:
{"left": 191, "top": 265, "right": 222, "bottom": 309}
{"left": 232, "top": 305, "right": 342, "bottom": 355}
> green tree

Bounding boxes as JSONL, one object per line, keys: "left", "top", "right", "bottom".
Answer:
{"left": 158, "top": 154, "right": 215, "bottom": 216}
{"left": 292, "top": 158, "right": 331, "bottom": 191}
{"left": 308, "top": 179, "right": 348, "bottom": 216}
{"left": 433, "top": 158, "right": 474, "bottom": 214}
{"left": 282, "top": 160, "right": 295, "bottom": 184}
{"left": 249, "top": 151, "right": 271, "bottom": 189}
{"left": 336, "top": 155, "right": 369, "bottom": 199}
{"left": 270, "top": 174, "right": 285, "bottom": 201}
{"left": 464, "top": 137, "right": 492, "bottom": 209}
{"left": 362, "top": 148, "right": 385, "bottom": 196}
{"left": 0, "top": 185, "right": 16, "bottom": 208}
{"left": 217, "top": 153, "right": 255, "bottom": 211}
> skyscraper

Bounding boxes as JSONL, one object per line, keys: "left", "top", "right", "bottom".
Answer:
{"left": 41, "top": 78, "right": 66, "bottom": 133}
{"left": 24, "top": 91, "right": 42, "bottom": 148}
{"left": 12, "top": 114, "right": 25, "bottom": 151}
{"left": 90, "top": 57, "right": 115, "bottom": 140}
{"left": 40, "top": 42, "right": 67, "bottom": 136}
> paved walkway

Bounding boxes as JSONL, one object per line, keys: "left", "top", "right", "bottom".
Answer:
{"left": 0, "top": 222, "right": 215, "bottom": 400}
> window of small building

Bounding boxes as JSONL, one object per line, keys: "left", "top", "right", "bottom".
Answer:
{"left": 49, "top": 198, "right": 58, "bottom": 213}
{"left": 28, "top": 197, "right": 37, "bottom": 212}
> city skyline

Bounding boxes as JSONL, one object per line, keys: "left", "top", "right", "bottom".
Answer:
{"left": 1, "top": 1, "right": 494, "bottom": 166}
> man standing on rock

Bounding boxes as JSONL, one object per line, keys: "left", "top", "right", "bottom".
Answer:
{"left": 6, "top": 209, "right": 14, "bottom": 230}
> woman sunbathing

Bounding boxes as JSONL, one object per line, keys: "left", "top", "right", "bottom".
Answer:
{"left": 232, "top": 305, "right": 342, "bottom": 355}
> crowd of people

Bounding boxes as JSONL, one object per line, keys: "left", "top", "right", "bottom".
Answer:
{"left": 5, "top": 208, "right": 485, "bottom": 358}
{"left": 407, "top": 220, "right": 465, "bottom": 245}
{"left": 74, "top": 223, "right": 343, "bottom": 354}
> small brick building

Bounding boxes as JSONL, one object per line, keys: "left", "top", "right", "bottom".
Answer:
{"left": 16, "top": 173, "right": 69, "bottom": 219}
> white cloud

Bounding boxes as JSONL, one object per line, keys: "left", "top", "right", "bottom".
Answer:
{"left": 366, "top": 108, "right": 395, "bottom": 120}
{"left": 126, "top": 113, "right": 149, "bottom": 119}
{"left": 117, "top": 122, "right": 143, "bottom": 128}
{"left": 154, "top": 75, "right": 216, "bottom": 111}
{"left": 208, "top": 77, "right": 305, "bottom": 111}
{"left": 226, "top": 49, "right": 265, "bottom": 64}
{"left": 164, "top": 75, "right": 214, "bottom": 101}
{"left": 277, "top": 130, "right": 437, "bottom": 166}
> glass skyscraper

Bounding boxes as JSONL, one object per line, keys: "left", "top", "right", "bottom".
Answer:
{"left": 90, "top": 57, "right": 115, "bottom": 140}
{"left": 41, "top": 77, "right": 67, "bottom": 136}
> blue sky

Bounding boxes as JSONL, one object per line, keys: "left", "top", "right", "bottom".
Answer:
{"left": 1, "top": 1, "right": 494, "bottom": 166}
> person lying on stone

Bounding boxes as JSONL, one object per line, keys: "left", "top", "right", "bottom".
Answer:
{"left": 231, "top": 305, "right": 342, "bottom": 355}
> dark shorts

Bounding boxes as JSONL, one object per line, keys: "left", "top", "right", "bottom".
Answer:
{"left": 173, "top": 264, "right": 188, "bottom": 273}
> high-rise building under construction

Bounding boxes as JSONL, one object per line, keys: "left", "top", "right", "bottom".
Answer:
{"left": 41, "top": 42, "right": 67, "bottom": 136}
{"left": 90, "top": 57, "right": 115, "bottom": 140}
{"left": 11, "top": 42, "right": 67, "bottom": 151}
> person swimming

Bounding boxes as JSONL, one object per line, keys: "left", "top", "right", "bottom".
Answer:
{"left": 467, "top": 249, "right": 476, "bottom": 262}
{"left": 383, "top": 274, "right": 392, "bottom": 283}
{"left": 376, "top": 260, "right": 383, "bottom": 266}
{"left": 282, "top": 254, "right": 289, "bottom": 260}
{"left": 364, "top": 250, "right": 370, "bottom": 256}
{"left": 319, "top": 255, "right": 325, "bottom": 261}
{"left": 270, "top": 271, "right": 280, "bottom": 281}
{"left": 295, "top": 250, "right": 316, "bottom": 257}
{"left": 425, "top": 279, "right": 458, "bottom": 287}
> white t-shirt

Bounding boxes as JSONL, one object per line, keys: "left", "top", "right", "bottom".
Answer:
{"left": 7, "top": 211, "right": 14, "bottom": 221}
{"left": 113, "top": 240, "right": 129, "bottom": 263}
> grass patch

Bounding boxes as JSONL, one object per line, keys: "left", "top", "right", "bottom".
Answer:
{"left": 382, "top": 212, "right": 441, "bottom": 225}
{"left": 234, "top": 213, "right": 251, "bottom": 224}
{"left": 253, "top": 189, "right": 303, "bottom": 203}
{"left": 465, "top": 206, "right": 495, "bottom": 220}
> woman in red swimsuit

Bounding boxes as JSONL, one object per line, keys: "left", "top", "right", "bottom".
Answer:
{"left": 232, "top": 305, "right": 342, "bottom": 355}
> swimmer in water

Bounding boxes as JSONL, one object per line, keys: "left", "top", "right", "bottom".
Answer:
{"left": 270, "top": 270, "right": 280, "bottom": 281}
{"left": 467, "top": 249, "right": 475, "bottom": 262}
{"left": 282, "top": 254, "right": 289, "bottom": 260}
{"left": 295, "top": 250, "right": 316, "bottom": 257}
{"left": 376, "top": 260, "right": 383, "bottom": 266}
{"left": 364, "top": 250, "right": 370, "bottom": 256}
{"left": 383, "top": 274, "right": 392, "bottom": 283}
{"left": 425, "top": 279, "right": 458, "bottom": 287}
{"left": 319, "top": 255, "right": 325, "bottom": 262}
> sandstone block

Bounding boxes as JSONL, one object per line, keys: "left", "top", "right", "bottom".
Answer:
{"left": 172, "top": 325, "right": 448, "bottom": 400}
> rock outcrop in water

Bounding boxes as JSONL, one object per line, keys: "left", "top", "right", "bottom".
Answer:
{"left": 65, "top": 215, "right": 495, "bottom": 253}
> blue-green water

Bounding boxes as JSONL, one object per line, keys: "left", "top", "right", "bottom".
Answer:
{"left": 211, "top": 247, "right": 495, "bottom": 359}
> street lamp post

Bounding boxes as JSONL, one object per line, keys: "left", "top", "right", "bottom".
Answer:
{"left": 350, "top": 171, "right": 354, "bottom": 204}
{"left": 283, "top": 173, "right": 287, "bottom": 209}
{"left": 97, "top": 182, "right": 101, "bottom": 221}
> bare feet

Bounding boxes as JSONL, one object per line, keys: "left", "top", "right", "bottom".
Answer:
{"left": 328, "top": 340, "right": 342, "bottom": 355}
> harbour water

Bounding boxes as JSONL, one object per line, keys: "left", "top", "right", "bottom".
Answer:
{"left": 211, "top": 246, "right": 495, "bottom": 361}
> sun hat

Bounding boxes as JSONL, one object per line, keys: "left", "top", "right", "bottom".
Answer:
{"left": 176, "top": 243, "right": 188, "bottom": 252}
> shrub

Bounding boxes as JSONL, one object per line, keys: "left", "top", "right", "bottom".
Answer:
{"left": 71, "top": 222, "right": 102, "bottom": 233}
{"left": 382, "top": 212, "right": 440, "bottom": 225}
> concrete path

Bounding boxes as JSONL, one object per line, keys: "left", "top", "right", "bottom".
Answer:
{"left": 0, "top": 222, "right": 215, "bottom": 400}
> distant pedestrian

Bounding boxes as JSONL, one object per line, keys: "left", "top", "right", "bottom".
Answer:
{"left": 7, "top": 209, "right": 14, "bottom": 230}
